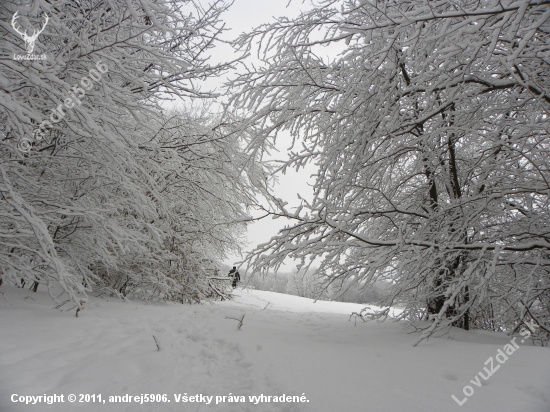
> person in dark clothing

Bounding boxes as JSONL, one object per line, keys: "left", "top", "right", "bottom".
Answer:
{"left": 228, "top": 266, "right": 240, "bottom": 289}
{"left": 233, "top": 270, "right": 240, "bottom": 289}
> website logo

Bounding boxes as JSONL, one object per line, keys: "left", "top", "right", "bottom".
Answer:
{"left": 11, "top": 11, "right": 48, "bottom": 60}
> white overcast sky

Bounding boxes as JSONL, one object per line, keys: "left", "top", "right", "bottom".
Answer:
{"left": 202, "top": 0, "right": 316, "bottom": 268}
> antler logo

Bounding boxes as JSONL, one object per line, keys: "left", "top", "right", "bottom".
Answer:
{"left": 11, "top": 11, "right": 49, "bottom": 54}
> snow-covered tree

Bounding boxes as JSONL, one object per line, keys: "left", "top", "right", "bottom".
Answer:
{"left": 287, "top": 267, "right": 326, "bottom": 299}
{"left": 228, "top": 0, "right": 550, "bottom": 344}
{"left": 1, "top": 0, "right": 262, "bottom": 308}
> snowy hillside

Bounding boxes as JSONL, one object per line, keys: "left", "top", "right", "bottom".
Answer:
{"left": 1, "top": 286, "right": 548, "bottom": 412}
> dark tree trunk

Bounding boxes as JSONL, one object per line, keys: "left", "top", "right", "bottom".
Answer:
{"left": 463, "top": 286, "right": 470, "bottom": 331}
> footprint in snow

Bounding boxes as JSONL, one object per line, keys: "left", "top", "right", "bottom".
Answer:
{"left": 516, "top": 385, "right": 548, "bottom": 402}
{"left": 444, "top": 373, "right": 458, "bottom": 381}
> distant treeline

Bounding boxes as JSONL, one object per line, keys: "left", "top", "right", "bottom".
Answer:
{"left": 243, "top": 268, "right": 390, "bottom": 304}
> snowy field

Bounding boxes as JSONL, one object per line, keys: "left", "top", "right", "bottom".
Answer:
{"left": 1, "top": 286, "right": 549, "bottom": 412}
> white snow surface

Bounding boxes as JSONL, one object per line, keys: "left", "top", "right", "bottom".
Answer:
{"left": 1, "top": 286, "right": 549, "bottom": 412}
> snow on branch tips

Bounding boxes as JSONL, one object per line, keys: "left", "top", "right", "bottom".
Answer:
{"left": 0, "top": 0, "right": 264, "bottom": 307}
{"left": 227, "top": 0, "right": 550, "bottom": 345}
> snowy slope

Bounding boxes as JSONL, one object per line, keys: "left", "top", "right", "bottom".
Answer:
{"left": 0, "top": 286, "right": 549, "bottom": 412}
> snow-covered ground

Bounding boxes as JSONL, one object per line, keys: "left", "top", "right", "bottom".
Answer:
{"left": 1, "top": 286, "right": 549, "bottom": 412}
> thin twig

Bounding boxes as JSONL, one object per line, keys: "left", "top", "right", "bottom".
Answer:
{"left": 226, "top": 314, "right": 245, "bottom": 330}
{"left": 520, "top": 300, "right": 550, "bottom": 334}
{"left": 153, "top": 335, "right": 160, "bottom": 351}
{"left": 54, "top": 299, "right": 71, "bottom": 309}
